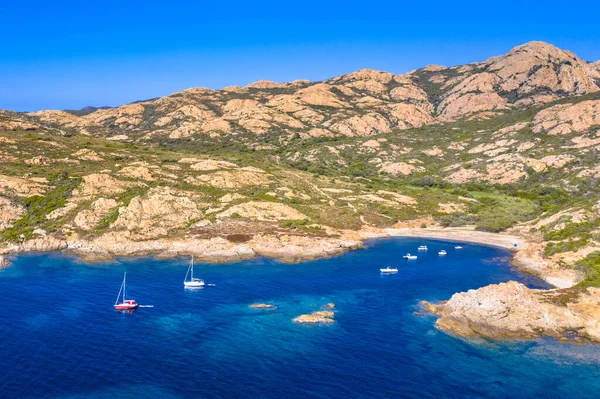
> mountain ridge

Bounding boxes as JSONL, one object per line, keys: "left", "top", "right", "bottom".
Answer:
{"left": 2, "top": 41, "right": 598, "bottom": 141}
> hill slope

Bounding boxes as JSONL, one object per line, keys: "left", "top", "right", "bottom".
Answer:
{"left": 2, "top": 41, "right": 600, "bottom": 288}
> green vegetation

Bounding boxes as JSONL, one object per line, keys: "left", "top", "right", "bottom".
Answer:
{"left": 279, "top": 219, "right": 324, "bottom": 234}
{"left": 575, "top": 252, "right": 600, "bottom": 288}
{"left": 1, "top": 173, "right": 81, "bottom": 242}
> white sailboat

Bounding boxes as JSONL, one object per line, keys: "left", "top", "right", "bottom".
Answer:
{"left": 184, "top": 256, "right": 205, "bottom": 288}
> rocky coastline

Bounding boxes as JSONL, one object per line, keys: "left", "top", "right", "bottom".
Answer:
{"left": 0, "top": 231, "right": 364, "bottom": 264}
{"left": 421, "top": 282, "right": 600, "bottom": 343}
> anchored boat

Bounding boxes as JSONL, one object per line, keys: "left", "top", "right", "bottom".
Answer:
{"left": 438, "top": 250, "right": 447, "bottom": 256}
{"left": 184, "top": 256, "right": 205, "bottom": 288}
{"left": 114, "top": 272, "right": 138, "bottom": 311}
{"left": 380, "top": 266, "right": 398, "bottom": 274}
{"left": 418, "top": 246, "right": 428, "bottom": 251}
{"left": 403, "top": 254, "right": 417, "bottom": 260}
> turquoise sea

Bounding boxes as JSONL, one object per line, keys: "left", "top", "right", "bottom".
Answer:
{"left": 2, "top": 238, "right": 600, "bottom": 398}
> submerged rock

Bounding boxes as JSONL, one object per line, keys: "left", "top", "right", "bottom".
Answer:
{"left": 0, "top": 255, "right": 8, "bottom": 267}
{"left": 249, "top": 303, "right": 277, "bottom": 310}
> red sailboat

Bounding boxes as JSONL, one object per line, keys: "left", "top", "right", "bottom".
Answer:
{"left": 114, "top": 272, "right": 139, "bottom": 311}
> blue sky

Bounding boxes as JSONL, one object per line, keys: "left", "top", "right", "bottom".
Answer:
{"left": 2, "top": 0, "right": 599, "bottom": 111}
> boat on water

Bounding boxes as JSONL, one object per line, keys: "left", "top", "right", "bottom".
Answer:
{"left": 418, "top": 246, "right": 428, "bottom": 251}
{"left": 114, "top": 272, "right": 138, "bottom": 311}
{"left": 380, "top": 266, "right": 398, "bottom": 273}
{"left": 438, "top": 250, "right": 447, "bottom": 256}
{"left": 184, "top": 256, "right": 205, "bottom": 288}
{"left": 403, "top": 254, "right": 418, "bottom": 260}
{"left": 455, "top": 246, "right": 463, "bottom": 249}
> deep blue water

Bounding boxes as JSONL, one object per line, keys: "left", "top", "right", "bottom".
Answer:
{"left": 2, "top": 238, "right": 600, "bottom": 398}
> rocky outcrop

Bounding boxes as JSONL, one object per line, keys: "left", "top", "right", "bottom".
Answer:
{"left": 73, "top": 198, "right": 118, "bottom": 230}
{"left": 187, "top": 170, "right": 271, "bottom": 189}
{"left": 531, "top": 99, "right": 600, "bottom": 135}
{"left": 249, "top": 234, "right": 362, "bottom": 263}
{"left": 0, "top": 175, "right": 47, "bottom": 197}
{"left": 423, "top": 281, "right": 600, "bottom": 342}
{"left": 75, "top": 174, "right": 128, "bottom": 196}
{"left": 426, "top": 41, "right": 600, "bottom": 120}
{"left": 0, "top": 235, "right": 68, "bottom": 254}
{"left": 293, "top": 308, "right": 335, "bottom": 324}
{"left": 27, "top": 110, "right": 102, "bottom": 133}
{"left": 0, "top": 197, "right": 25, "bottom": 230}
{"left": 110, "top": 187, "right": 203, "bottom": 239}
{"left": 380, "top": 162, "right": 425, "bottom": 176}
{"left": 216, "top": 201, "right": 306, "bottom": 222}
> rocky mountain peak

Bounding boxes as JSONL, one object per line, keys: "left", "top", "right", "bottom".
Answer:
{"left": 327, "top": 69, "right": 401, "bottom": 84}
{"left": 245, "top": 80, "right": 286, "bottom": 89}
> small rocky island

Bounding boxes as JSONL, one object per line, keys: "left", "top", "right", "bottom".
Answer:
{"left": 294, "top": 304, "right": 336, "bottom": 324}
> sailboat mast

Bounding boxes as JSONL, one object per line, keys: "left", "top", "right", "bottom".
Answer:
{"left": 123, "top": 272, "right": 127, "bottom": 301}
{"left": 115, "top": 273, "right": 124, "bottom": 305}
{"left": 191, "top": 256, "right": 194, "bottom": 280}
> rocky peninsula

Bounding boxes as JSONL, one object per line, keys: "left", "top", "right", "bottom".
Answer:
{"left": 422, "top": 282, "right": 600, "bottom": 342}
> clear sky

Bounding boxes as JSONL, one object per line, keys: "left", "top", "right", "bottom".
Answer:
{"left": 2, "top": 0, "right": 599, "bottom": 111}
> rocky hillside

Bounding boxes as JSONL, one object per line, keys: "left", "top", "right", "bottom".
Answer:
{"left": 2, "top": 41, "right": 599, "bottom": 142}
{"left": 2, "top": 41, "right": 600, "bottom": 289}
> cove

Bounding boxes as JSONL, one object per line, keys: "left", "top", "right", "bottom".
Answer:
{"left": 2, "top": 238, "right": 600, "bottom": 399}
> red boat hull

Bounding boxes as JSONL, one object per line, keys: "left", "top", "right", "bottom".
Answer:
{"left": 114, "top": 302, "right": 138, "bottom": 311}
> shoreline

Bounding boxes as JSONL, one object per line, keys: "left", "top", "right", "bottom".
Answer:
{"left": 0, "top": 226, "right": 576, "bottom": 287}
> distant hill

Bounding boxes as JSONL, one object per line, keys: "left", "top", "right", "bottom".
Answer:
{"left": 64, "top": 105, "right": 113, "bottom": 117}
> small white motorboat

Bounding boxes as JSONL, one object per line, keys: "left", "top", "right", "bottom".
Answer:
{"left": 184, "top": 256, "right": 205, "bottom": 288}
{"left": 403, "top": 254, "right": 418, "bottom": 260}
{"left": 455, "top": 246, "right": 463, "bottom": 249}
{"left": 418, "top": 246, "right": 428, "bottom": 251}
{"left": 438, "top": 250, "right": 447, "bottom": 256}
{"left": 380, "top": 266, "right": 398, "bottom": 274}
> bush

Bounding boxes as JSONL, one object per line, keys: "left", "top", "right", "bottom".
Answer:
{"left": 576, "top": 252, "right": 600, "bottom": 288}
